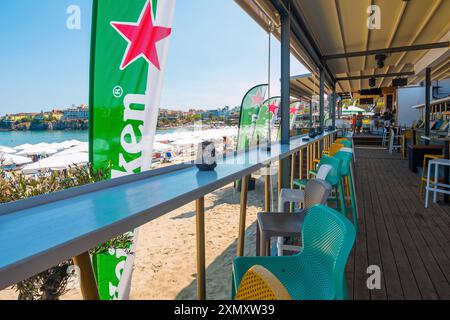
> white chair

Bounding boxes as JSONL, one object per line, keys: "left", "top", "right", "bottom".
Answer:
{"left": 276, "top": 165, "right": 333, "bottom": 256}
{"left": 381, "top": 127, "right": 388, "bottom": 147}
{"left": 389, "top": 128, "right": 401, "bottom": 154}
{"left": 425, "top": 158, "right": 450, "bottom": 208}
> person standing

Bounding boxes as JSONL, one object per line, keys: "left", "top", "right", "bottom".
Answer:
{"left": 383, "top": 108, "right": 392, "bottom": 128}
{"left": 352, "top": 114, "right": 357, "bottom": 132}
{"left": 356, "top": 112, "right": 364, "bottom": 133}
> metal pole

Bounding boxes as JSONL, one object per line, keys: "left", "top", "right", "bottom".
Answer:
{"left": 319, "top": 68, "right": 325, "bottom": 130}
{"left": 280, "top": 9, "right": 290, "bottom": 145}
{"left": 72, "top": 252, "right": 100, "bottom": 300}
{"left": 280, "top": 3, "right": 291, "bottom": 210}
{"left": 237, "top": 176, "right": 249, "bottom": 257}
{"left": 309, "top": 100, "right": 313, "bottom": 128}
{"left": 338, "top": 100, "right": 342, "bottom": 119}
{"left": 195, "top": 197, "right": 206, "bottom": 300}
{"left": 331, "top": 88, "right": 336, "bottom": 128}
{"left": 425, "top": 67, "right": 431, "bottom": 145}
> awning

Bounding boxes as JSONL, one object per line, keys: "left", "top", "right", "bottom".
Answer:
{"left": 236, "top": 0, "right": 450, "bottom": 93}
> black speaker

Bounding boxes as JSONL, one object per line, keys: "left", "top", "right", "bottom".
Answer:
{"left": 360, "top": 88, "right": 381, "bottom": 95}
{"left": 392, "top": 78, "right": 407, "bottom": 87}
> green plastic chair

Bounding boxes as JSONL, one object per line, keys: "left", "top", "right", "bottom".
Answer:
{"left": 293, "top": 155, "right": 346, "bottom": 215}
{"left": 339, "top": 140, "right": 352, "bottom": 148}
{"left": 232, "top": 205, "right": 356, "bottom": 300}
{"left": 334, "top": 151, "right": 358, "bottom": 231}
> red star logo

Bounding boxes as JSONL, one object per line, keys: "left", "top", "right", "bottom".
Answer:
{"left": 268, "top": 102, "right": 279, "bottom": 115}
{"left": 111, "top": 1, "right": 172, "bottom": 70}
{"left": 250, "top": 90, "right": 265, "bottom": 106}
{"left": 290, "top": 105, "right": 298, "bottom": 115}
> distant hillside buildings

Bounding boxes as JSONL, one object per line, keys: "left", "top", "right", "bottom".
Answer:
{"left": 0, "top": 105, "right": 88, "bottom": 131}
{"left": 62, "top": 105, "right": 89, "bottom": 120}
{"left": 0, "top": 104, "right": 240, "bottom": 131}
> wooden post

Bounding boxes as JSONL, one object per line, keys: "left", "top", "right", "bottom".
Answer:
{"left": 72, "top": 252, "right": 100, "bottom": 300}
{"left": 237, "top": 176, "right": 249, "bottom": 257}
{"left": 258, "top": 166, "right": 272, "bottom": 256}
{"left": 277, "top": 161, "right": 283, "bottom": 201}
{"left": 306, "top": 145, "right": 311, "bottom": 179}
{"left": 264, "top": 167, "right": 271, "bottom": 211}
{"left": 290, "top": 153, "right": 296, "bottom": 189}
{"left": 196, "top": 197, "right": 206, "bottom": 300}
{"left": 299, "top": 148, "right": 303, "bottom": 180}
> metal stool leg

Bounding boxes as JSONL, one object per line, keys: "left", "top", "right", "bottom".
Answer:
{"left": 434, "top": 162, "right": 439, "bottom": 203}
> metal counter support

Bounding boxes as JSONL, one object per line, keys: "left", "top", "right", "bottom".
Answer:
{"left": 237, "top": 176, "right": 249, "bottom": 257}
{"left": 196, "top": 197, "right": 206, "bottom": 300}
{"left": 299, "top": 148, "right": 304, "bottom": 180}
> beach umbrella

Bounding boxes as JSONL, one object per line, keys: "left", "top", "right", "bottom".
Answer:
{"left": 0, "top": 153, "right": 33, "bottom": 166}
{"left": 342, "top": 106, "right": 367, "bottom": 114}
{"left": 0, "top": 145, "right": 17, "bottom": 154}
{"left": 171, "top": 138, "right": 203, "bottom": 146}
{"left": 33, "top": 142, "right": 51, "bottom": 148}
{"left": 21, "top": 152, "right": 89, "bottom": 174}
{"left": 153, "top": 142, "right": 172, "bottom": 152}
{"left": 14, "top": 143, "right": 34, "bottom": 150}
{"left": 48, "top": 143, "right": 66, "bottom": 151}
{"left": 55, "top": 143, "right": 89, "bottom": 156}
{"left": 16, "top": 147, "right": 59, "bottom": 157}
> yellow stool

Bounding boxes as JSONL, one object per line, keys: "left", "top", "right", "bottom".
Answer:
{"left": 419, "top": 154, "right": 445, "bottom": 196}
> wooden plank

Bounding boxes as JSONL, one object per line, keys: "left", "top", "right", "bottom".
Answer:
{"left": 352, "top": 153, "right": 370, "bottom": 300}
{"left": 356, "top": 156, "right": 387, "bottom": 300}
{"left": 371, "top": 159, "right": 422, "bottom": 299}
{"left": 365, "top": 160, "right": 404, "bottom": 299}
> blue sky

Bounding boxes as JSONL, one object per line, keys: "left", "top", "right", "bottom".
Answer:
{"left": 0, "top": 0, "right": 307, "bottom": 114}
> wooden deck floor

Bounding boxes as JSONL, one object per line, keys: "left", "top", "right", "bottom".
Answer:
{"left": 346, "top": 147, "right": 450, "bottom": 300}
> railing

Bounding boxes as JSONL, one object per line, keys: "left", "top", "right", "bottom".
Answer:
{"left": 0, "top": 130, "right": 338, "bottom": 300}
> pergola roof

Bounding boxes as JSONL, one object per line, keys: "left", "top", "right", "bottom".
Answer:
{"left": 235, "top": 0, "right": 450, "bottom": 93}
{"left": 290, "top": 73, "right": 332, "bottom": 99}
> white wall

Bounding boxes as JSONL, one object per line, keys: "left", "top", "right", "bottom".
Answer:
{"left": 397, "top": 86, "right": 424, "bottom": 127}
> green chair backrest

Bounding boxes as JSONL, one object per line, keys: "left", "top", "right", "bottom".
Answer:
{"left": 301, "top": 205, "right": 356, "bottom": 300}
{"left": 339, "top": 140, "right": 352, "bottom": 148}
{"left": 333, "top": 151, "right": 352, "bottom": 177}
{"left": 319, "top": 155, "right": 342, "bottom": 186}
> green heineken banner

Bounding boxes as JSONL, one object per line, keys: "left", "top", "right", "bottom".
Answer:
{"left": 236, "top": 84, "right": 268, "bottom": 150}
{"left": 289, "top": 100, "right": 301, "bottom": 130}
{"left": 89, "top": 0, "right": 176, "bottom": 300}
{"left": 256, "top": 96, "right": 281, "bottom": 144}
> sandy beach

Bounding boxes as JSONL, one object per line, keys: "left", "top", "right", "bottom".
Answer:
{"left": 0, "top": 176, "right": 270, "bottom": 300}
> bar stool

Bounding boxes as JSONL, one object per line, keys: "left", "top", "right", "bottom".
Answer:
{"left": 257, "top": 179, "right": 332, "bottom": 256}
{"left": 389, "top": 128, "right": 401, "bottom": 154}
{"left": 275, "top": 164, "right": 332, "bottom": 256}
{"left": 333, "top": 151, "right": 358, "bottom": 231}
{"left": 419, "top": 154, "right": 444, "bottom": 197}
{"left": 425, "top": 158, "right": 450, "bottom": 208}
{"left": 382, "top": 127, "right": 388, "bottom": 147}
{"left": 293, "top": 155, "right": 345, "bottom": 215}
